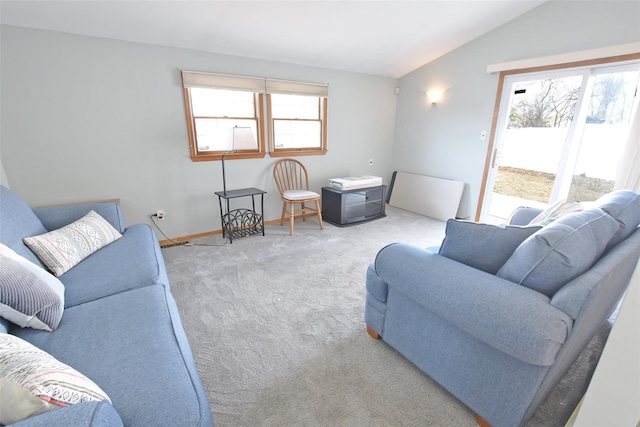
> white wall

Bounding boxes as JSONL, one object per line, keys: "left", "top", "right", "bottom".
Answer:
{"left": 0, "top": 25, "right": 397, "bottom": 239}
{"left": 394, "top": 0, "right": 640, "bottom": 219}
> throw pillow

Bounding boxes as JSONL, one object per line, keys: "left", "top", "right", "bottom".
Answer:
{"left": 0, "top": 333, "right": 111, "bottom": 425}
{"left": 595, "top": 190, "right": 640, "bottom": 249}
{"left": 497, "top": 208, "right": 620, "bottom": 297}
{"left": 0, "top": 243, "right": 65, "bottom": 331}
{"left": 528, "top": 199, "right": 584, "bottom": 226}
{"left": 438, "top": 219, "right": 541, "bottom": 274}
{"left": 23, "top": 210, "right": 122, "bottom": 277}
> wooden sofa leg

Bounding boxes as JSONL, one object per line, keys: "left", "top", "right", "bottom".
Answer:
{"left": 476, "top": 415, "right": 492, "bottom": 427}
{"left": 366, "top": 325, "right": 381, "bottom": 340}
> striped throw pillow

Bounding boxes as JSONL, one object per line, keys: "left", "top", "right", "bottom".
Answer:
{"left": 0, "top": 243, "right": 65, "bottom": 331}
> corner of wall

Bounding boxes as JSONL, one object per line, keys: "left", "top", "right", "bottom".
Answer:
{"left": 0, "top": 156, "right": 9, "bottom": 188}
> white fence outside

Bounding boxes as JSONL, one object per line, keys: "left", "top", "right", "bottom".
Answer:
{"left": 499, "top": 125, "right": 627, "bottom": 180}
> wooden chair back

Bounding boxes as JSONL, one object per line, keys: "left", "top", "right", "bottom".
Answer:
{"left": 273, "top": 158, "right": 310, "bottom": 196}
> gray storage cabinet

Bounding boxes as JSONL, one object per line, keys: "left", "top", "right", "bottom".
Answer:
{"left": 321, "top": 185, "right": 386, "bottom": 226}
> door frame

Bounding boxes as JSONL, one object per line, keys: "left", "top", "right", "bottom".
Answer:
{"left": 475, "top": 53, "right": 640, "bottom": 222}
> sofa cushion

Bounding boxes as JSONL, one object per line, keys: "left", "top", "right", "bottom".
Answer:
{"left": 0, "top": 244, "right": 65, "bottom": 331}
{"left": 24, "top": 210, "right": 122, "bottom": 277}
{"left": 497, "top": 208, "right": 620, "bottom": 297}
{"left": 438, "top": 219, "right": 541, "bottom": 274}
{"left": 0, "top": 186, "right": 48, "bottom": 268}
{"left": 0, "top": 333, "right": 111, "bottom": 425}
{"left": 59, "top": 224, "right": 169, "bottom": 308}
{"left": 12, "top": 284, "right": 210, "bottom": 427}
{"left": 595, "top": 190, "right": 640, "bottom": 249}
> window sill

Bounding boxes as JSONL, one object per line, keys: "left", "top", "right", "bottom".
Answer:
{"left": 190, "top": 152, "right": 267, "bottom": 162}
{"left": 269, "top": 149, "right": 327, "bottom": 158}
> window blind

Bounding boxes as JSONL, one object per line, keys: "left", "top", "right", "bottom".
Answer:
{"left": 266, "top": 79, "right": 328, "bottom": 97}
{"left": 181, "top": 71, "right": 265, "bottom": 91}
{"left": 181, "top": 70, "right": 328, "bottom": 97}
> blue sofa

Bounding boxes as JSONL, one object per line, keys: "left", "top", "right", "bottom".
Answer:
{"left": 0, "top": 186, "right": 214, "bottom": 427}
{"left": 365, "top": 190, "right": 640, "bottom": 427}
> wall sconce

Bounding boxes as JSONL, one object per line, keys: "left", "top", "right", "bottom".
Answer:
{"left": 427, "top": 90, "right": 442, "bottom": 104}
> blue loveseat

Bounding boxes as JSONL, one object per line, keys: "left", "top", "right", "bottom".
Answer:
{"left": 0, "top": 186, "right": 214, "bottom": 427}
{"left": 365, "top": 190, "right": 640, "bottom": 427}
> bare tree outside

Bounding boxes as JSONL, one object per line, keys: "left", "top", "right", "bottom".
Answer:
{"left": 508, "top": 75, "right": 633, "bottom": 129}
{"left": 508, "top": 79, "right": 580, "bottom": 129}
{"left": 588, "top": 74, "right": 630, "bottom": 124}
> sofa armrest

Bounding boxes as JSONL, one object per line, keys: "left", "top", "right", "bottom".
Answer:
{"left": 507, "top": 206, "right": 543, "bottom": 226}
{"left": 374, "top": 243, "right": 573, "bottom": 366}
{"left": 9, "top": 401, "right": 123, "bottom": 427}
{"left": 33, "top": 202, "right": 125, "bottom": 233}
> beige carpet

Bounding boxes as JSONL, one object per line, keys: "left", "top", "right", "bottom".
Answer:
{"left": 162, "top": 206, "right": 608, "bottom": 426}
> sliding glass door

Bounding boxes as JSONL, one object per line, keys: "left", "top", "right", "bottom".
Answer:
{"left": 480, "top": 61, "right": 640, "bottom": 224}
{"left": 566, "top": 67, "right": 639, "bottom": 201}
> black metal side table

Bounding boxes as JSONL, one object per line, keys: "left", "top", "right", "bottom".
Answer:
{"left": 215, "top": 188, "right": 266, "bottom": 243}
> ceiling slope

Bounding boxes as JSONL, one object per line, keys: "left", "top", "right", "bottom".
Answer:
{"left": 0, "top": 1, "right": 546, "bottom": 78}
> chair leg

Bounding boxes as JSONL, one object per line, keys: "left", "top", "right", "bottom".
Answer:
{"left": 280, "top": 203, "right": 286, "bottom": 226}
{"left": 289, "top": 203, "right": 295, "bottom": 236}
{"left": 301, "top": 202, "right": 307, "bottom": 222}
{"left": 315, "top": 200, "right": 323, "bottom": 230}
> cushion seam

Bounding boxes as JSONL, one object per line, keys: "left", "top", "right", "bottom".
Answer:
{"left": 516, "top": 210, "right": 612, "bottom": 285}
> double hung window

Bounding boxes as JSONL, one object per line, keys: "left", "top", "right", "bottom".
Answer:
{"left": 266, "top": 80, "right": 328, "bottom": 157}
{"left": 181, "top": 72, "right": 265, "bottom": 162}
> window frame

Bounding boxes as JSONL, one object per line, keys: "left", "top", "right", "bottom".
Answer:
{"left": 267, "top": 94, "right": 328, "bottom": 157}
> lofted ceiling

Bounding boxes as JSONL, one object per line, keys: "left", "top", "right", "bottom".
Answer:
{"left": 0, "top": 1, "right": 547, "bottom": 78}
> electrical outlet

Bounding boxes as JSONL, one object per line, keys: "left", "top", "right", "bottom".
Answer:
{"left": 156, "top": 210, "right": 165, "bottom": 221}
{"left": 480, "top": 130, "right": 487, "bottom": 140}
{"left": 369, "top": 158, "right": 374, "bottom": 166}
